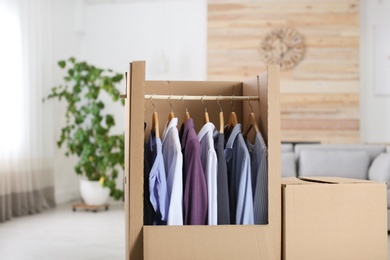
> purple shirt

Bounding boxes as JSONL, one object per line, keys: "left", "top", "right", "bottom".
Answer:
{"left": 179, "top": 118, "right": 208, "bottom": 225}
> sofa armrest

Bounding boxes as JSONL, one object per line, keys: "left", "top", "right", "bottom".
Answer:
{"left": 368, "top": 153, "right": 390, "bottom": 189}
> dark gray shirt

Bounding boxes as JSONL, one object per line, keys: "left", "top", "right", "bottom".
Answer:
{"left": 214, "top": 131, "right": 230, "bottom": 224}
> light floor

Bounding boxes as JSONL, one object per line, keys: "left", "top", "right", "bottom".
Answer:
{"left": 0, "top": 202, "right": 124, "bottom": 260}
{"left": 0, "top": 204, "right": 389, "bottom": 260}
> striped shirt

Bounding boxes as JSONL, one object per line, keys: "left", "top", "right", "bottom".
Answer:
{"left": 246, "top": 132, "right": 268, "bottom": 224}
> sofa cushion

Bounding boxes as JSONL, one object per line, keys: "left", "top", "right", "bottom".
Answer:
{"left": 368, "top": 153, "right": 390, "bottom": 190}
{"left": 295, "top": 144, "right": 385, "bottom": 163}
{"left": 281, "top": 152, "right": 297, "bottom": 177}
{"left": 388, "top": 191, "right": 390, "bottom": 208}
{"left": 299, "top": 150, "right": 370, "bottom": 180}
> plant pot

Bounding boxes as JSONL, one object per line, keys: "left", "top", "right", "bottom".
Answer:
{"left": 79, "top": 179, "right": 110, "bottom": 205}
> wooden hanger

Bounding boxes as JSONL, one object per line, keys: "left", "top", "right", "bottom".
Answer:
{"left": 167, "top": 95, "right": 174, "bottom": 123}
{"left": 152, "top": 111, "right": 160, "bottom": 139}
{"left": 217, "top": 96, "right": 224, "bottom": 133}
{"left": 184, "top": 109, "right": 190, "bottom": 123}
{"left": 150, "top": 96, "right": 160, "bottom": 139}
{"left": 227, "top": 96, "right": 238, "bottom": 129}
{"left": 219, "top": 112, "right": 224, "bottom": 133}
{"left": 202, "top": 96, "right": 209, "bottom": 124}
{"left": 243, "top": 97, "right": 260, "bottom": 138}
{"left": 181, "top": 96, "right": 190, "bottom": 123}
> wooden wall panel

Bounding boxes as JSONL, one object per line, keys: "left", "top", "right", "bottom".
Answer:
{"left": 207, "top": 0, "right": 360, "bottom": 144}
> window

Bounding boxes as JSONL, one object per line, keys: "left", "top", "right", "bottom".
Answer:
{"left": 0, "top": 2, "right": 23, "bottom": 155}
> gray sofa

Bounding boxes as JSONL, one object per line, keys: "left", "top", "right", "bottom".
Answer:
{"left": 281, "top": 143, "right": 390, "bottom": 230}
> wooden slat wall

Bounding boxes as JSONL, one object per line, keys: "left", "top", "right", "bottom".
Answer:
{"left": 207, "top": 0, "right": 360, "bottom": 144}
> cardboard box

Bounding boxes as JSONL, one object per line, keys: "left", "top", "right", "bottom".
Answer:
{"left": 281, "top": 177, "right": 388, "bottom": 260}
{"left": 124, "top": 61, "right": 281, "bottom": 259}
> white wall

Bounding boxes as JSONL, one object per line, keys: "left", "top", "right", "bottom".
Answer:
{"left": 79, "top": 0, "right": 207, "bottom": 80}
{"left": 50, "top": 0, "right": 207, "bottom": 203}
{"left": 360, "top": 0, "right": 390, "bottom": 144}
{"left": 50, "top": 0, "right": 83, "bottom": 204}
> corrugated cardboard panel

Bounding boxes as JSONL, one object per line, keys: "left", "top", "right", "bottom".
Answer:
{"left": 126, "top": 61, "right": 145, "bottom": 260}
{"left": 144, "top": 226, "right": 278, "bottom": 260}
{"left": 126, "top": 62, "right": 281, "bottom": 259}
{"left": 281, "top": 177, "right": 307, "bottom": 186}
{"left": 282, "top": 177, "right": 387, "bottom": 260}
{"left": 300, "top": 176, "right": 378, "bottom": 184}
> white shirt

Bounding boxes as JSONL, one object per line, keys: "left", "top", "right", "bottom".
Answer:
{"left": 198, "top": 122, "right": 218, "bottom": 225}
{"left": 162, "top": 118, "right": 183, "bottom": 225}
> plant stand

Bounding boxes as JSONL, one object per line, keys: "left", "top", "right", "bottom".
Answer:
{"left": 72, "top": 202, "right": 109, "bottom": 213}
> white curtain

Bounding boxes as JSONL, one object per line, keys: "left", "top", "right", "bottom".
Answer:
{"left": 0, "top": 0, "right": 55, "bottom": 222}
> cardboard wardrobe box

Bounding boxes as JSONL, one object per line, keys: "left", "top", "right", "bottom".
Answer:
{"left": 281, "top": 177, "right": 388, "bottom": 260}
{"left": 123, "top": 61, "right": 281, "bottom": 259}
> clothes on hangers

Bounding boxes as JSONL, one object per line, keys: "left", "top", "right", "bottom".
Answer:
{"left": 142, "top": 97, "right": 268, "bottom": 226}
{"left": 161, "top": 118, "right": 183, "bottom": 225}
{"left": 246, "top": 132, "right": 268, "bottom": 225}
{"left": 144, "top": 140, "right": 154, "bottom": 225}
{"left": 179, "top": 118, "right": 208, "bottom": 225}
{"left": 198, "top": 122, "right": 218, "bottom": 225}
{"left": 214, "top": 130, "right": 230, "bottom": 225}
{"left": 224, "top": 124, "right": 254, "bottom": 225}
{"left": 146, "top": 132, "right": 168, "bottom": 225}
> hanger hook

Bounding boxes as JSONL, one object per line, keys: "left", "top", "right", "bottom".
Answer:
{"left": 217, "top": 95, "right": 222, "bottom": 112}
{"left": 150, "top": 95, "right": 157, "bottom": 112}
{"left": 181, "top": 96, "right": 188, "bottom": 112}
{"left": 168, "top": 95, "right": 173, "bottom": 112}
{"left": 201, "top": 95, "right": 207, "bottom": 113}
{"left": 248, "top": 96, "right": 254, "bottom": 113}
{"left": 230, "top": 95, "right": 235, "bottom": 112}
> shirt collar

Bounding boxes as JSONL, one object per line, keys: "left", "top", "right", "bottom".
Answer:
{"left": 225, "top": 124, "right": 242, "bottom": 150}
{"left": 162, "top": 117, "right": 178, "bottom": 142}
{"left": 245, "top": 132, "right": 266, "bottom": 153}
{"left": 180, "top": 118, "right": 195, "bottom": 149}
{"left": 255, "top": 132, "right": 266, "bottom": 148}
{"left": 198, "top": 122, "right": 215, "bottom": 141}
{"left": 224, "top": 124, "right": 242, "bottom": 161}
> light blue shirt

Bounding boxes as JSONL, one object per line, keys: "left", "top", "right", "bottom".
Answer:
{"left": 224, "top": 124, "right": 254, "bottom": 225}
{"left": 198, "top": 122, "right": 218, "bottom": 225}
{"left": 161, "top": 118, "right": 183, "bottom": 225}
{"left": 148, "top": 133, "right": 168, "bottom": 224}
{"left": 246, "top": 132, "right": 268, "bottom": 225}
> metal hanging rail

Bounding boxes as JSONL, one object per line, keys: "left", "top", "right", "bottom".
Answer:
{"left": 144, "top": 95, "right": 259, "bottom": 101}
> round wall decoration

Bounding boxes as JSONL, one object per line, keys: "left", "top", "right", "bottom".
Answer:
{"left": 259, "top": 27, "right": 304, "bottom": 71}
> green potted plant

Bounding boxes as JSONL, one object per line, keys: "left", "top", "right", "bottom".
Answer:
{"left": 45, "top": 57, "right": 124, "bottom": 204}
